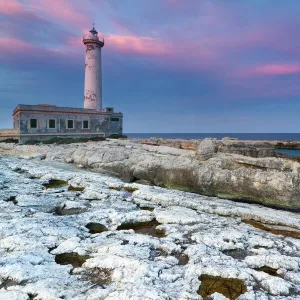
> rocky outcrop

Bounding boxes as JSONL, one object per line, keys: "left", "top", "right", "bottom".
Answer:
{"left": 140, "top": 137, "right": 200, "bottom": 150}
{"left": 2, "top": 156, "right": 300, "bottom": 298}
{"left": 1, "top": 139, "right": 300, "bottom": 210}
{"left": 195, "top": 138, "right": 217, "bottom": 160}
{"left": 217, "top": 142, "right": 274, "bottom": 158}
{"left": 140, "top": 138, "right": 300, "bottom": 158}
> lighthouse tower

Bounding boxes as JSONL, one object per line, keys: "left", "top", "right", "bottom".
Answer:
{"left": 83, "top": 26, "right": 104, "bottom": 111}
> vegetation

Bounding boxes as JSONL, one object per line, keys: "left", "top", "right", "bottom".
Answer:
{"left": 0, "top": 138, "right": 18, "bottom": 143}
{"left": 55, "top": 253, "right": 90, "bottom": 268}
{"left": 197, "top": 275, "right": 247, "bottom": 299}
{"left": 6, "top": 134, "right": 126, "bottom": 145}
{"left": 108, "top": 134, "right": 128, "bottom": 139}
{"left": 24, "top": 136, "right": 106, "bottom": 145}
{"left": 86, "top": 223, "right": 108, "bottom": 234}
{"left": 68, "top": 185, "right": 85, "bottom": 192}
{"left": 43, "top": 179, "right": 68, "bottom": 189}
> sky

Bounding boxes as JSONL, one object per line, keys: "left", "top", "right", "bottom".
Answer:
{"left": 0, "top": 0, "right": 300, "bottom": 133}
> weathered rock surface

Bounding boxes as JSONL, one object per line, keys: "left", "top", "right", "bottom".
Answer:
{"left": 217, "top": 141, "right": 275, "bottom": 158}
{"left": 1, "top": 140, "right": 300, "bottom": 209}
{"left": 195, "top": 138, "right": 217, "bottom": 161}
{"left": 1, "top": 156, "right": 300, "bottom": 298}
{"left": 140, "top": 137, "right": 300, "bottom": 154}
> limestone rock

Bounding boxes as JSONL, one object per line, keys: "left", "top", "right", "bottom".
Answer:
{"left": 217, "top": 142, "right": 274, "bottom": 158}
{"left": 2, "top": 139, "right": 300, "bottom": 209}
{"left": 196, "top": 138, "right": 217, "bottom": 160}
{"left": 0, "top": 155, "right": 300, "bottom": 297}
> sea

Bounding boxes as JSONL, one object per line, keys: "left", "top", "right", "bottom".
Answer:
{"left": 126, "top": 133, "right": 300, "bottom": 141}
{"left": 126, "top": 133, "right": 300, "bottom": 156}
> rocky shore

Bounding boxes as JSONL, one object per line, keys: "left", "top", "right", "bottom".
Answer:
{"left": 2, "top": 154, "right": 300, "bottom": 298}
{"left": 1, "top": 138, "right": 300, "bottom": 210}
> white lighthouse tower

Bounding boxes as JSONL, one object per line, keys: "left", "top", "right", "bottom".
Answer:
{"left": 83, "top": 26, "right": 104, "bottom": 111}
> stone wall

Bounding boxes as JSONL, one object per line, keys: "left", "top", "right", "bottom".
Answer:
{"left": 17, "top": 112, "right": 122, "bottom": 142}
{"left": 0, "top": 129, "right": 19, "bottom": 141}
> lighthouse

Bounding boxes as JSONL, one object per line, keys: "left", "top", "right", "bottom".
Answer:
{"left": 9, "top": 25, "right": 123, "bottom": 143}
{"left": 83, "top": 26, "right": 104, "bottom": 111}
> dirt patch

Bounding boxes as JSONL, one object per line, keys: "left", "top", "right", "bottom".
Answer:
{"left": 55, "top": 204, "right": 87, "bottom": 216}
{"left": 0, "top": 278, "right": 24, "bottom": 289}
{"left": 55, "top": 253, "right": 89, "bottom": 268}
{"left": 175, "top": 253, "right": 189, "bottom": 265}
{"left": 68, "top": 185, "right": 85, "bottom": 192}
{"left": 86, "top": 223, "right": 108, "bottom": 234}
{"left": 109, "top": 186, "right": 137, "bottom": 199}
{"left": 13, "top": 168, "right": 28, "bottom": 174}
{"left": 117, "top": 219, "right": 166, "bottom": 238}
{"left": 149, "top": 249, "right": 167, "bottom": 260}
{"left": 244, "top": 220, "right": 300, "bottom": 239}
{"left": 109, "top": 187, "right": 122, "bottom": 191}
{"left": 123, "top": 186, "right": 138, "bottom": 193}
{"left": 255, "top": 266, "right": 279, "bottom": 277}
{"left": 43, "top": 179, "right": 68, "bottom": 189}
{"left": 235, "top": 163, "right": 267, "bottom": 170}
{"left": 198, "top": 275, "right": 247, "bottom": 299}
{"left": 80, "top": 267, "right": 112, "bottom": 286}
{"left": 28, "top": 294, "right": 38, "bottom": 300}
{"left": 222, "top": 249, "right": 248, "bottom": 260}
{"left": 29, "top": 175, "right": 41, "bottom": 180}
{"left": 139, "top": 206, "right": 155, "bottom": 212}
{"left": 4, "top": 196, "right": 17, "bottom": 205}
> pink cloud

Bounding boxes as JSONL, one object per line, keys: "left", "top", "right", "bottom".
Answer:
{"left": 0, "top": 37, "right": 33, "bottom": 54}
{"left": 0, "top": 0, "right": 24, "bottom": 16}
{"left": 67, "top": 34, "right": 172, "bottom": 56}
{"left": 106, "top": 35, "right": 171, "bottom": 56}
{"left": 254, "top": 64, "right": 300, "bottom": 75}
{"left": 5, "top": 0, "right": 90, "bottom": 29}
{"left": 234, "top": 63, "right": 300, "bottom": 78}
{"left": 0, "top": 37, "right": 79, "bottom": 66}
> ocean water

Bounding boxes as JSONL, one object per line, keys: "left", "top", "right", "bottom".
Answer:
{"left": 126, "top": 133, "right": 300, "bottom": 141}
{"left": 274, "top": 149, "right": 300, "bottom": 157}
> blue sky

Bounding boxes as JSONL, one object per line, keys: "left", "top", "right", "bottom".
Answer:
{"left": 1, "top": 0, "right": 300, "bottom": 132}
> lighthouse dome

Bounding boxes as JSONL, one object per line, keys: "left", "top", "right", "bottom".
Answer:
{"left": 83, "top": 26, "right": 104, "bottom": 45}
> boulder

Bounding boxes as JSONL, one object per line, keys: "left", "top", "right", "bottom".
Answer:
{"left": 196, "top": 138, "right": 217, "bottom": 160}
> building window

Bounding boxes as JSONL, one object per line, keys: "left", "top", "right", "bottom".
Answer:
{"left": 111, "top": 118, "right": 119, "bottom": 122}
{"left": 48, "top": 119, "right": 56, "bottom": 129}
{"left": 30, "top": 119, "right": 38, "bottom": 129}
{"left": 67, "top": 119, "right": 74, "bottom": 129}
{"left": 82, "top": 120, "right": 90, "bottom": 129}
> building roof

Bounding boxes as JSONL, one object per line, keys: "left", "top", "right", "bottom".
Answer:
{"left": 13, "top": 104, "right": 122, "bottom": 117}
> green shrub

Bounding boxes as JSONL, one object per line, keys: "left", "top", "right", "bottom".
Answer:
{"left": 24, "top": 136, "right": 106, "bottom": 145}
{"left": 24, "top": 139, "right": 41, "bottom": 145}
{"left": 108, "top": 134, "right": 128, "bottom": 139}
{"left": 0, "top": 138, "right": 18, "bottom": 143}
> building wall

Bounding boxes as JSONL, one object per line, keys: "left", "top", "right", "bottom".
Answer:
{"left": 13, "top": 115, "right": 20, "bottom": 130}
{"left": 0, "top": 129, "right": 19, "bottom": 141}
{"left": 18, "top": 111, "right": 122, "bottom": 141}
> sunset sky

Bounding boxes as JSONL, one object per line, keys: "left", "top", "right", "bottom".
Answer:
{"left": 1, "top": 0, "right": 300, "bottom": 132}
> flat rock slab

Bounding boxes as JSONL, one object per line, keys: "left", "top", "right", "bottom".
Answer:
{"left": 1, "top": 156, "right": 300, "bottom": 298}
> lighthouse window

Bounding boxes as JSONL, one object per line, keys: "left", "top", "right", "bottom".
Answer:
{"left": 111, "top": 118, "right": 119, "bottom": 122}
{"left": 30, "top": 119, "right": 37, "bottom": 129}
{"left": 67, "top": 119, "right": 74, "bottom": 129}
{"left": 48, "top": 119, "right": 56, "bottom": 129}
{"left": 82, "top": 120, "right": 90, "bottom": 129}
